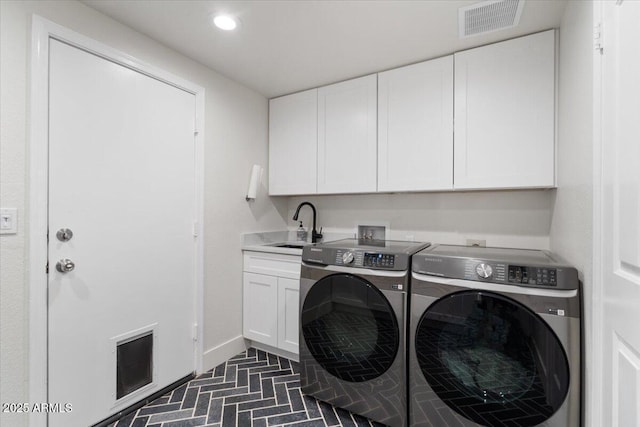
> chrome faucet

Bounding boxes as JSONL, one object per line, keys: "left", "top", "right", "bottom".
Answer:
{"left": 293, "top": 202, "right": 323, "bottom": 243}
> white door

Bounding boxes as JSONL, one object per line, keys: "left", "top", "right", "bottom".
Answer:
{"left": 48, "top": 39, "right": 197, "bottom": 426}
{"left": 317, "top": 74, "right": 377, "bottom": 194}
{"left": 597, "top": 1, "right": 640, "bottom": 426}
{"left": 378, "top": 56, "right": 453, "bottom": 192}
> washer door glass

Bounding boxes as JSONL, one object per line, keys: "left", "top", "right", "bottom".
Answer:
{"left": 301, "top": 273, "right": 399, "bottom": 382}
{"left": 416, "top": 290, "right": 570, "bottom": 426}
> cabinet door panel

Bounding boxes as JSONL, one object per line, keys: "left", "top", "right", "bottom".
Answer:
{"left": 243, "top": 272, "right": 278, "bottom": 347}
{"left": 269, "top": 89, "right": 317, "bottom": 195}
{"left": 454, "top": 30, "right": 556, "bottom": 189}
{"left": 378, "top": 56, "right": 454, "bottom": 191}
{"left": 318, "top": 75, "right": 377, "bottom": 194}
{"left": 277, "top": 277, "right": 300, "bottom": 354}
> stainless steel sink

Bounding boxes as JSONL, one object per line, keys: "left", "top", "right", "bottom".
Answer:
{"left": 268, "top": 243, "right": 305, "bottom": 249}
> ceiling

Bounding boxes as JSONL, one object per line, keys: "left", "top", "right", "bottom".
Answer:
{"left": 82, "top": 0, "right": 567, "bottom": 98}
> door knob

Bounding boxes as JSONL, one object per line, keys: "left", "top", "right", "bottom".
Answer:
{"left": 56, "top": 259, "right": 75, "bottom": 273}
{"left": 56, "top": 228, "right": 73, "bottom": 242}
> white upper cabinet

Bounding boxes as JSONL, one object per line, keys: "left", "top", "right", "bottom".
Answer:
{"left": 317, "top": 74, "right": 377, "bottom": 194}
{"left": 269, "top": 89, "right": 318, "bottom": 195}
{"left": 268, "top": 31, "right": 557, "bottom": 195}
{"left": 454, "top": 30, "right": 556, "bottom": 190}
{"left": 378, "top": 56, "right": 454, "bottom": 192}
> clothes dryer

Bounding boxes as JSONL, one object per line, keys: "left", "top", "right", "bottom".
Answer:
{"left": 410, "top": 245, "right": 581, "bottom": 427}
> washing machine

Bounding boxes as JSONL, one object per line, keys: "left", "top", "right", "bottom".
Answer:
{"left": 300, "top": 238, "right": 430, "bottom": 427}
{"left": 409, "top": 245, "right": 581, "bottom": 427}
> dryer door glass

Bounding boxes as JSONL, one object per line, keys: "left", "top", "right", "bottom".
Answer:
{"left": 301, "top": 273, "right": 399, "bottom": 382}
{"left": 415, "top": 290, "right": 570, "bottom": 426}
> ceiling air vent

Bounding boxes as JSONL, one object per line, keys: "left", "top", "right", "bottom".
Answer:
{"left": 459, "top": 0, "right": 525, "bottom": 38}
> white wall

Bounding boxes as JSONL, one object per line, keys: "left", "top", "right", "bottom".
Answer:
{"left": 0, "top": 1, "right": 286, "bottom": 424}
{"left": 552, "top": 0, "right": 593, "bottom": 283}
{"left": 551, "top": 1, "right": 594, "bottom": 426}
{"left": 287, "top": 190, "right": 555, "bottom": 249}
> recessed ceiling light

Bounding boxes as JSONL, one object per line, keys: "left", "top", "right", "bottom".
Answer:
{"left": 213, "top": 15, "right": 238, "bottom": 31}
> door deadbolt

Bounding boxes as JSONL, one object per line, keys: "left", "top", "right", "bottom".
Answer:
{"left": 56, "top": 259, "right": 75, "bottom": 273}
{"left": 56, "top": 228, "right": 73, "bottom": 242}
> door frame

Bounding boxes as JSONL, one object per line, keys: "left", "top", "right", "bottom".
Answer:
{"left": 591, "top": 2, "right": 604, "bottom": 426}
{"left": 28, "top": 15, "right": 205, "bottom": 426}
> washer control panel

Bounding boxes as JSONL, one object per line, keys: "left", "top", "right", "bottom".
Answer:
{"left": 364, "top": 252, "right": 395, "bottom": 268}
{"left": 508, "top": 265, "right": 557, "bottom": 286}
{"left": 464, "top": 261, "right": 506, "bottom": 282}
{"left": 303, "top": 239, "right": 430, "bottom": 271}
{"left": 331, "top": 250, "right": 396, "bottom": 269}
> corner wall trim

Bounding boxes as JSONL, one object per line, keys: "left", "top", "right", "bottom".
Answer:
{"left": 203, "top": 336, "right": 248, "bottom": 372}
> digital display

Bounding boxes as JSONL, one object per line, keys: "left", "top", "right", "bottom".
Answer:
{"left": 508, "top": 265, "right": 557, "bottom": 286}
{"left": 364, "top": 252, "right": 395, "bottom": 268}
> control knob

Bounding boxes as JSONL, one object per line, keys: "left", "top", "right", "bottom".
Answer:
{"left": 342, "top": 251, "right": 355, "bottom": 264}
{"left": 476, "top": 263, "right": 493, "bottom": 279}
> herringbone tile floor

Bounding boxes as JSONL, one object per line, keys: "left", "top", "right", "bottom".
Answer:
{"left": 112, "top": 348, "right": 387, "bottom": 427}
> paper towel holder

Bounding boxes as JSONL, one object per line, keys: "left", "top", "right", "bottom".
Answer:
{"left": 246, "top": 164, "right": 263, "bottom": 201}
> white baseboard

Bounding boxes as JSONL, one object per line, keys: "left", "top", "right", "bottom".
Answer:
{"left": 249, "top": 341, "right": 299, "bottom": 363}
{"left": 202, "top": 335, "right": 248, "bottom": 372}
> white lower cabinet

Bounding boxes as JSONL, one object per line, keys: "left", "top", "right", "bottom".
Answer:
{"left": 243, "top": 251, "right": 300, "bottom": 357}
{"left": 277, "top": 277, "right": 300, "bottom": 354}
{"left": 243, "top": 272, "right": 278, "bottom": 347}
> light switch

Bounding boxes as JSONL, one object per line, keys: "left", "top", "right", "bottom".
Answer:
{"left": 0, "top": 208, "right": 18, "bottom": 235}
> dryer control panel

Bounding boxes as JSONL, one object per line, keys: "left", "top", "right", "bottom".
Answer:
{"left": 465, "top": 260, "right": 561, "bottom": 287}
{"left": 411, "top": 245, "right": 579, "bottom": 291}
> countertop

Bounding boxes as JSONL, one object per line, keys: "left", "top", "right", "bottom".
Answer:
{"left": 241, "top": 231, "right": 351, "bottom": 256}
